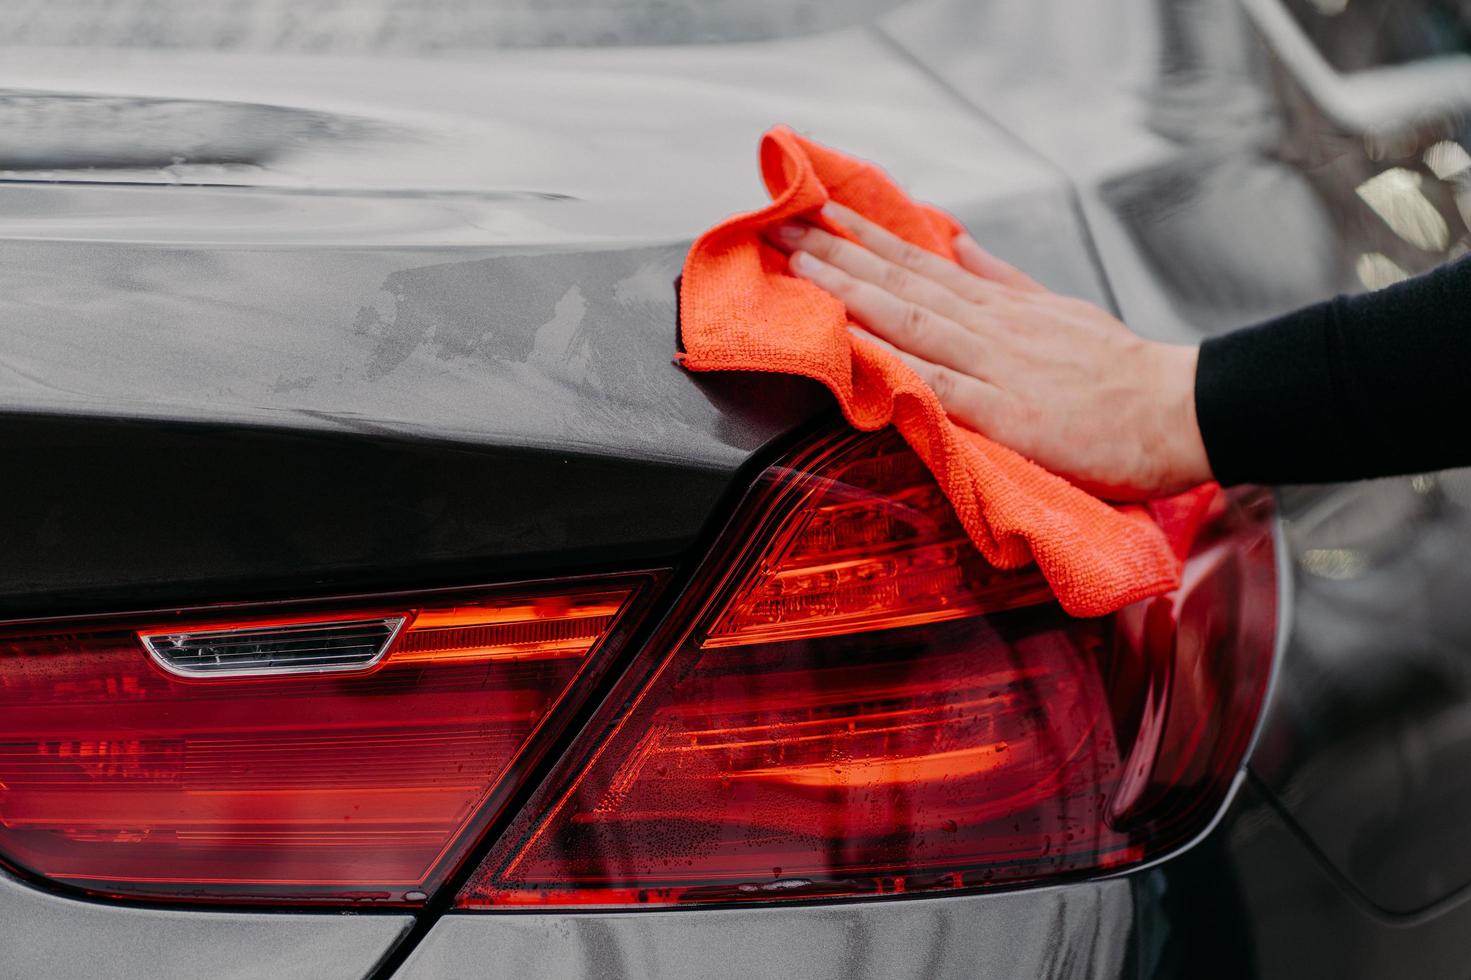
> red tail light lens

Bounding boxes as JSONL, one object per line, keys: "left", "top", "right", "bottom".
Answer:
{"left": 0, "top": 579, "right": 650, "bottom": 905}
{"left": 459, "top": 431, "right": 1276, "bottom": 907}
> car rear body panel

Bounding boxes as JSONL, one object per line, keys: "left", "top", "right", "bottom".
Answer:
{"left": 1, "top": 410, "right": 735, "bottom": 617}
{"left": 6, "top": 1, "right": 1471, "bottom": 977}
{"left": 0, "top": 28, "right": 1108, "bottom": 447}
{"left": 393, "top": 883, "right": 1136, "bottom": 980}
{"left": 0, "top": 866, "right": 412, "bottom": 980}
{"left": 0, "top": 24, "right": 1109, "bottom": 617}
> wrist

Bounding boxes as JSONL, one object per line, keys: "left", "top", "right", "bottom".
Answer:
{"left": 1156, "top": 343, "right": 1212, "bottom": 490}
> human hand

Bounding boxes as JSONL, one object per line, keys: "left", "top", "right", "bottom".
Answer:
{"left": 769, "top": 203, "right": 1213, "bottom": 500}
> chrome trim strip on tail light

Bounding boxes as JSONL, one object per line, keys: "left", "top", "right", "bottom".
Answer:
{"left": 141, "top": 617, "right": 407, "bottom": 678}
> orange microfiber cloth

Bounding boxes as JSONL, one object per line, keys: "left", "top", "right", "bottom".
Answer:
{"left": 677, "top": 125, "right": 1216, "bottom": 617}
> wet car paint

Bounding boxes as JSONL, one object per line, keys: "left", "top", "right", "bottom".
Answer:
{"left": 0, "top": 27, "right": 1110, "bottom": 614}
{"left": 0, "top": 866, "right": 412, "bottom": 980}
{"left": 394, "top": 880, "right": 1137, "bottom": 980}
{"left": 1253, "top": 476, "right": 1471, "bottom": 915}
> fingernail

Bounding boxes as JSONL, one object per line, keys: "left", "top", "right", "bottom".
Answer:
{"left": 790, "top": 250, "right": 817, "bottom": 275}
{"left": 819, "top": 201, "right": 844, "bottom": 222}
{"left": 771, "top": 223, "right": 806, "bottom": 247}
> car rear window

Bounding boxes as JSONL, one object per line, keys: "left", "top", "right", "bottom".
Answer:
{"left": 0, "top": 0, "right": 908, "bottom": 51}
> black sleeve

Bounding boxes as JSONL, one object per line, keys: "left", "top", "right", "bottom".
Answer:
{"left": 1194, "top": 255, "right": 1471, "bottom": 486}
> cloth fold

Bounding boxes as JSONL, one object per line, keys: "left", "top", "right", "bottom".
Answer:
{"left": 677, "top": 125, "right": 1214, "bottom": 617}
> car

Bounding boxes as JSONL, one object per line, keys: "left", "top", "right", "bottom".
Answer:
{"left": 1, "top": 1, "right": 1469, "bottom": 977}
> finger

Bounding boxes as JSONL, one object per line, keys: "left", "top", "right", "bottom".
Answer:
{"left": 819, "top": 201, "right": 1012, "bottom": 304}
{"left": 952, "top": 232, "right": 1044, "bottom": 293}
{"left": 791, "top": 249, "right": 986, "bottom": 377}
{"left": 771, "top": 222, "right": 977, "bottom": 324}
{"left": 846, "top": 326, "right": 1005, "bottom": 435}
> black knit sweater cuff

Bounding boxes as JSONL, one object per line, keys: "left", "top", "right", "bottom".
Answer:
{"left": 1193, "top": 300, "right": 1342, "bottom": 487}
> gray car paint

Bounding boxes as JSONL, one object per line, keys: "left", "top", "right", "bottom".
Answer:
{"left": 0, "top": 27, "right": 1111, "bottom": 616}
{"left": 393, "top": 883, "right": 1133, "bottom": 980}
{"left": 0, "top": 28, "right": 1105, "bottom": 455}
{"left": 393, "top": 776, "right": 1471, "bottom": 980}
{"left": 0, "top": 867, "right": 412, "bottom": 980}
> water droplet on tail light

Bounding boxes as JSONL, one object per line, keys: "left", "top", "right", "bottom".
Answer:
{"left": 458, "top": 430, "right": 1277, "bottom": 908}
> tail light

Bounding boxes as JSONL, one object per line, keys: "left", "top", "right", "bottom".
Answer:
{"left": 0, "top": 579, "right": 653, "bottom": 905}
{"left": 458, "top": 430, "right": 1277, "bottom": 907}
{"left": 0, "top": 429, "right": 1276, "bottom": 910}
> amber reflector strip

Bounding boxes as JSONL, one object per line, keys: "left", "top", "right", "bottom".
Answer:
{"left": 394, "top": 592, "right": 627, "bottom": 664}
{"left": 0, "top": 581, "right": 642, "bottom": 906}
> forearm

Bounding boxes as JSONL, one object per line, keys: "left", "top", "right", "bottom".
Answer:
{"left": 1195, "top": 256, "right": 1471, "bottom": 485}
